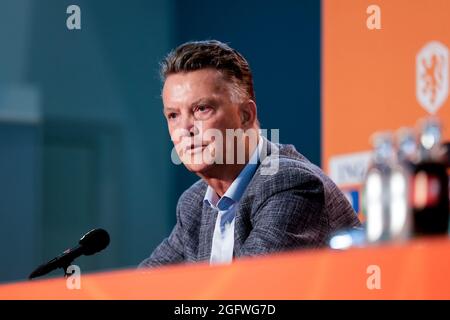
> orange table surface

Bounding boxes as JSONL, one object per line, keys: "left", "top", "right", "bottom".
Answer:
{"left": 1, "top": 237, "right": 449, "bottom": 300}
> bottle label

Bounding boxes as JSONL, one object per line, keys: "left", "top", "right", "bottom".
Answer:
{"left": 412, "top": 171, "right": 441, "bottom": 209}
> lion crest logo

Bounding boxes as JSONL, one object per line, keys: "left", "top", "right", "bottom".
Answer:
{"left": 416, "top": 41, "right": 449, "bottom": 114}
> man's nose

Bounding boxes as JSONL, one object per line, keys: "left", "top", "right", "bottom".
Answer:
{"left": 180, "top": 115, "right": 198, "bottom": 137}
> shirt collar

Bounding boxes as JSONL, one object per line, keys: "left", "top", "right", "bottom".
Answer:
{"left": 204, "top": 136, "right": 262, "bottom": 211}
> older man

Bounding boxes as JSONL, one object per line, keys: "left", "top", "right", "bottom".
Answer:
{"left": 139, "top": 40, "right": 359, "bottom": 268}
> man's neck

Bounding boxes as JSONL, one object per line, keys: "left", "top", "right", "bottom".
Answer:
{"left": 200, "top": 164, "right": 246, "bottom": 197}
{"left": 199, "top": 134, "right": 260, "bottom": 197}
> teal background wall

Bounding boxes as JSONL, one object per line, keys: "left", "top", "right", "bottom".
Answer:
{"left": 0, "top": 0, "right": 320, "bottom": 283}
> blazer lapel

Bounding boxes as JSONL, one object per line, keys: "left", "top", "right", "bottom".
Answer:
{"left": 233, "top": 136, "right": 279, "bottom": 256}
{"left": 233, "top": 198, "right": 251, "bottom": 256}
{"left": 197, "top": 203, "right": 217, "bottom": 261}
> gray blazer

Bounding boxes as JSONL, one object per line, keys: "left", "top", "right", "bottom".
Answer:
{"left": 139, "top": 138, "right": 360, "bottom": 268}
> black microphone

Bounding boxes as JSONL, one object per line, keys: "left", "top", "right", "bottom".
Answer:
{"left": 29, "top": 228, "right": 110, "bottom": 279}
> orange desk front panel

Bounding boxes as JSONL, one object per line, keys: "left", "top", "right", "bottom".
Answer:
{"left": 0, "top": 237, "right": 449, "bottom": 299}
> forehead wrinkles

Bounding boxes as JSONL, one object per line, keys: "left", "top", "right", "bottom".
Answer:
{"left": 164, "top": 70, "right": 233, "bottom": 104}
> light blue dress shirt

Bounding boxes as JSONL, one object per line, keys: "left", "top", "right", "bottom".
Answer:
{"left": 204, "top": 138, "right": 262, "bottom": 264}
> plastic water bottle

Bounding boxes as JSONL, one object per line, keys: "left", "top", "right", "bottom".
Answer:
{"left": 363, "top": 132, "right": 394, "bottom": 243}
{"left": 388, "top": 128, "right": 417, "bottom": 241}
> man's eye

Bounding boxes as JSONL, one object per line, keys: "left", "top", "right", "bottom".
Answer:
{"left": 196, "top": 105, "right": 211, "bottom": 112}
{"left": 167, "top": 113, "right": 177, "bottom": 119}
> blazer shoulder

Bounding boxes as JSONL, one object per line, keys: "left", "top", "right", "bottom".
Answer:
{"left": 255, "top": 144, "right": 325, "bottom": 188}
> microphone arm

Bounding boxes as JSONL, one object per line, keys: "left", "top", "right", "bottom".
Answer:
{"left": 28, "top": 228, "right": 110, "bottom": 280}
{"left": 29, "top": 245, "right": 84, "bottom": 279}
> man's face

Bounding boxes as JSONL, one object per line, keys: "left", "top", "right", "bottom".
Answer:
{"left": 162, "top": 69, "right": 246, "bottom": 175}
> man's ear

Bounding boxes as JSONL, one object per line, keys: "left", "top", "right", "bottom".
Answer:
{"left": 240, "top": 100, "right": 257, "bottom": 128}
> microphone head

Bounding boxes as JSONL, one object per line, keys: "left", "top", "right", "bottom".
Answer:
{"left": 79, "top": 228, "right": 110, "bottom": 256}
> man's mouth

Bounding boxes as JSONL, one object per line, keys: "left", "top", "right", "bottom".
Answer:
{"left": 185, "top": 143, "right": 209, "bottom": 154}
